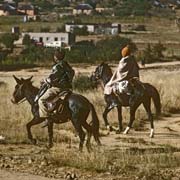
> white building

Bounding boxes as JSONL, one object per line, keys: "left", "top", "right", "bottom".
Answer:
{"left": 65, "top": 23, "right": 121, "bottom": 35}
{"left": 65, "top": 23, "right": 95, "bottom": 33}
{"left": 22, "top": 32, "right": 75, "bottom": 45}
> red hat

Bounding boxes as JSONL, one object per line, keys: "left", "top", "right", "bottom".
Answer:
{"left": 121, "top": 45, "right": 131, "bottom": 57}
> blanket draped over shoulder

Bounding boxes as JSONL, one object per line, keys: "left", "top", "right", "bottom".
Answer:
{"left": 104, "top": 56, "right": 139, "bottom": 95}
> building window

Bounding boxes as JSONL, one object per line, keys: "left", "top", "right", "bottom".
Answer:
{"left": 46, "top": 37, "right": 49, "bottom": 41}
{"left": 54, "top": 37, "right": 58, "bottom": 41}
{"left": 39, "top": 37, "right": 43, "bottom": 42}
{"left": 61, "top": 37, "right": 65, "bottom": 41}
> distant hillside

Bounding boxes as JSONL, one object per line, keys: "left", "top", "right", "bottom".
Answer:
{"left": 0, "top": 0, "right": 179, "bottom": 18}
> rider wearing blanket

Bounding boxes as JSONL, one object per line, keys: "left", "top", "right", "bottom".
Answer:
{"left": 38, "top": 49, "right": 75, "bottom": 119}
{"left": 104, "top": 45, "right": 143, "bottom": 107}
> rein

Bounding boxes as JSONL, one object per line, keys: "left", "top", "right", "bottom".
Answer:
{"left": 17, "top": 98, "right": 27, "bottom": 105}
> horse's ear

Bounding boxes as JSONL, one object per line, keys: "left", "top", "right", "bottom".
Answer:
{"left": 100, "top": 62, "right": 105, "bottom": 66}
{"left": 27, "top": 76, "right": 33, "bottom": 82}
{"left": 13, "top": 75, "right": 22, "bottom": 84}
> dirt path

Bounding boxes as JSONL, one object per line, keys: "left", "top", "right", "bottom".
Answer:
{"left": 0, "top": 114, "right": 180, "bottom": 179}
{"left": 0, "top": 169, "right": 57, "bottom": 180}
{"left": 102, "top": 113, "right": 180, "bottom": 150}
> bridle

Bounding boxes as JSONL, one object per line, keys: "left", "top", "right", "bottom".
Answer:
{"left": 17, "top": 98, "right": 27, "bottom": 104}
{"left": 13, "top": 84, "right": 27, "bottom": 105}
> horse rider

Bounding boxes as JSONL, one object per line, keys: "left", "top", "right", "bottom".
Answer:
{"left": 104, "top": 45, "right": 142, "bottom": 108}
{"left": 35, "top": 49, "right": 75, "bottom": 122}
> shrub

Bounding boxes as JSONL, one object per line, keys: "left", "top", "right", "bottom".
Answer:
{"left": 40, "top": 26, "right": 50, "bottom": 32}
{"left": 73, "top": 75, "right": 97, "bottom": 92}
{"left": 143, "top": 42, "right": 166, "bottom": 63}
{"left": 152, "top": 41, "right": 166, "bottom": 60}
{"left": 73, "top": 26, "right": 89, "bottom": 36}
{"left": 22, "top": 34, "right": 31, "bottom": 47}
{"left": 0, "top": 33, "right": 18, "bottom": 51}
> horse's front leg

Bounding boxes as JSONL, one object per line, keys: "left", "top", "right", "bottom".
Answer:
{"left": 103, "top": 106, "right": 114, "bottom": 131}
{"left": 26, "top": 117, "right": 45, "bottom": 144}
{"left": 47, "top": 120, "right": 54, "bottom": 148}
{"left": 117, "top": 106, "right": 123, "bottom": 133}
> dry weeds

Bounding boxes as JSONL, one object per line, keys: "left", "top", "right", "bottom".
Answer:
{"left": 1, "top": 66, "right": 180, "bottom": 179}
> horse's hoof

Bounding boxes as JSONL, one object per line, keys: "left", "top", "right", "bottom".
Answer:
{"left": 111, "top": 126, "right": 118, "bottom": 131}
{"left": 106, "top": 125, "right": 111, "bottom": 131}
{"left": 31, "top": 138, "right": 37, "bottom": 145}
{"left": 106, "top": 125, "right": 116, "bottom": 132}
{"left": 150, "top": 134, "right": 154, "bottom": 138}
{"left": 116, "top": 130, "right": 121, "bottom": 134}
{"left": 149, "top": 129, "right": 154, "bottom": 138}
{"left": 123, "top": 127, "right": 130, "bottom": 134}
{"left": 47, "top": 143, "right": 53, "bottom": 149}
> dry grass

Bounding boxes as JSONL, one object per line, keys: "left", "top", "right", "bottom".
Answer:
{"left": 1, "top": 67, "right": 180, "bottom": 142}
{"left": 1, "top": 67, "right": 180, "bottom": 177}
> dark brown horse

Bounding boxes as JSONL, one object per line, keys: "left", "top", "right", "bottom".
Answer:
{"left": 11, "top": 75, "right": 101, "bottom": 151}
{"left": 91, "top": 62, "right": 161, "bottom": 138}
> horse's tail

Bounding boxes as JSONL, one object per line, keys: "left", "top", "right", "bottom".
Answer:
{"left": 149, "top": 84, "right": 161, "bottom": 115}
{"left": 90, "top": 103, "right": 101, "bottom": 145}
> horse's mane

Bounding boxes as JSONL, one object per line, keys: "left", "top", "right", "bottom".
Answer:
{"left": 101, "top": 62, "right": 113, "bottom": 76}
{"left": 28, "top": 82, "right": 39, "bottom": 95}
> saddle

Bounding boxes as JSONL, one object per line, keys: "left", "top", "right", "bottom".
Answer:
{"left": 128, "top": 78, "right": 145, "bottom": 94}
{"left": 46, "top": 90, "right": 72, "bottom": 114}
{"left": 113, "top": 78, "right": 145, "bottom": 106}
{"left": 113, "top": 78, "right": 144, "bottom": 95}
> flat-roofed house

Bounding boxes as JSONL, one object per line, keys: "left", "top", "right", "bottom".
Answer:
{"left": 73, "top": 3, "right": 93, "bottom": 15}
{"left": 22, "top": 32, "right": 75, "bottom": 46}
{"left": 65, "top": 23, "right": 95, "bottom": 33}
{"left": 0, "top": 3, "right": 16, "bottom": 16}
{"left": 65, "top": 23, "right": 121, "bottom": 35}
{"left": 17, "top": 3, "right": 38, "bottom": 16}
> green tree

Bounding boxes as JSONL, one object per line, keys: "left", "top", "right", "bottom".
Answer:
{"left": 95, "top": 35, "right": 136, "bottom": 61}
{"left": 0, "top": 33, "right": 16, "bottom": 51}
{"left": 84, "top": 0, "right": 97, "bottom": 9}
{"left": 33, "top": 0, "right": 54, "bottom": 11}
{"left": 152, "top": 41, "right": 166, "bottom": 60}
{"left": 56, "top": 0, "right": 70, "bottom": 7}
{"left": 73, "top": 26, "right": 89, "bottom": 36}
{"left": 22, "top": 34, "right": 31, "bottom": 47}
{"left": 143, "top": 44, "right": 154, "bottom": 63}
{"left": 115, "top": 0, "right": 151, "bottom": 17}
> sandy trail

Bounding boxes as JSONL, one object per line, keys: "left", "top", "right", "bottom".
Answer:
{"left": 0, "top": 169, "right": 58, "bottom": 180}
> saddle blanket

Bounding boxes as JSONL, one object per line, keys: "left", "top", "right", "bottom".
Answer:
{"left": 113, "top": 80, "right": 129, "bottom": 94}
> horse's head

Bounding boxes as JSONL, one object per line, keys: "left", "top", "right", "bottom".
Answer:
{"left": 90, "top": 62, "right": 106, "bottom": 81}
{"left": 11, "top": 75, "right": 33, "bottom": 104}
{"left": 90, "top": 62, "right": 112, "bottom": 85}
